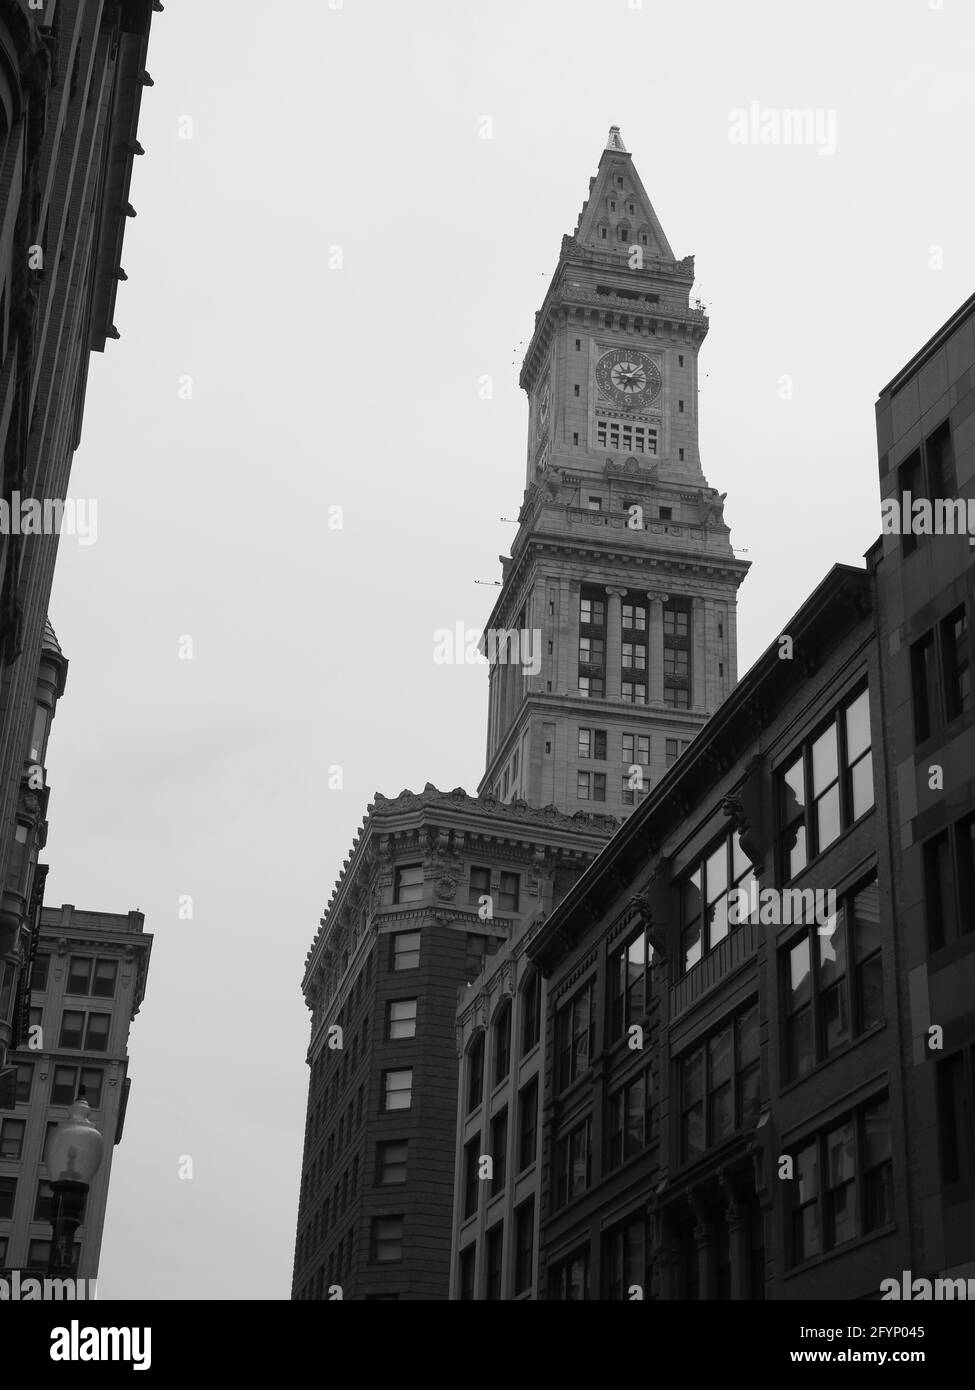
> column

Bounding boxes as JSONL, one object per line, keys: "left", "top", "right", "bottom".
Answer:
{"left": 556, "top": 577, "right": 574, "bottom": 694}
{"left": 605, "top": 587, "right": 626, "bottom": 701}
{"left": 646, "top": 592, "right": 667, "bottom": 704}
{"left": 694, "top": 1218, "right": 715, "bottom": 1301}
{"left": 691, "top": 596, "right": 706, "bottom": 711}
{"left": 725, "top": 1200, "right": 747, "bottom": 1301}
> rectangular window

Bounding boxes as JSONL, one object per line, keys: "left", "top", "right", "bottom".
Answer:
{"left": 393, "top": 864, "right": 424, "bottom": 904}
{"left": 58, "top": 1010, "right": 84, "bottom": 1049}
{"left": 579, "top": 596, "right": 606, "bottom": 627}
{"left": 778, "top": 687, "right": 874, "bottom": 878}
{"left": 522, "top": 972, "right": 542, "bottom": 1055}
{"left": 781, "top": 875, "right": 881, "bottom": 1080}
{"left": 485, "top": 1223, "right": 504, "bottom": 1301}
{"left": 621, "top": 682, "right": 647, "bottom": 704}
{"left": 622, "top": 602, "right": 647, "bottom": 632}
{"left": 382, "top": 1069, "right": 412, "bottom": 1111}
{"left": 912, "top": 630, "right": 940, "bottom": 743}
{"left": 608, "top": 928, "right": 650, "bottom": 1039}
{"left": 467, "top": 1034, "right": 485, "bottom": 1112}
{"left": 0, "top": 1118, "right": 25, "bottom": 1160}
{"left": 386, "top": 999, "right": 417, "bottom": 1040}
{"left": 468, "top": 866, "right": 491, "bottom": 905}
{"left": 665, "top": 738, "right": 691, "bottom": 767}
{"left": 602, "top": 1217, "right": 645, "bottom": 1299}
{"left": 15, "top": 1063, "right": 32, "bottom": 1103}
{"left": 556, "top": 1117, "right": 592, "bottom": 1207}
{"left": 789, "top": 1096, "right": 893, "bottom": 1265}
{"left": 498, "top": 873, "right": 520, "bottom": 913}
{"left": 578, "top": 728, "right": 607, "bottom": 760}
{"left": 607, "top": 1072, "right": 649, "bottom": 1169}
{"left": 556, "top": 983, "right": 595, "bottom": 1090}
{"left": 679, "top": 829, "right": 757, "bottom": 973}
{"left": 459, "top": 1244, "right": 476, "bottom": 1301}
{"left": 549, "top": 1247, "right": 590, "bottom": 1301}
{"left": 494, "top": 1003, "right": 511, "bottom": 1083}
{"left": 31, "top": 954, "right": 50, "bottom": 992}
{"left": 678, "top": 1002, "right": 760, "bottom": 1162}
{"left": 518, "top": 1078, "right": 538, "bottom": 1171}
{"left": 371, "top": 1216, "right": 404, "bottom": 1263}
{"left": 942, "top": 606, "right": 971, "bottom": 723}
{"left": 937, "top": 1048, "right": 974, "bottom": 1185}
{"left": 463, "top": 1136, "right": 480, "bottom": 1219}
{"left": 0, "top": 1178, "right": 17, "bottom": 1220}
{"left": 390, "top": 931, "right": 420, "bottom": 970}
{"left": 514, "top": 1199, "right": 534, "bottom": 1295}
{"left": 490, "top": 1109, "right": 508, "bottom": 1195}
{"left": 376, "top": 1140, "right": 408, "bottom": 1185}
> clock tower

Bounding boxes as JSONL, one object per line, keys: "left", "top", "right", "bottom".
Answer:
{"left": 480, "top": 127, "right": 749, "bottom": 816}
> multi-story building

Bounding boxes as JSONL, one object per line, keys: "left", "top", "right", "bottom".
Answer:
{"left": 292, "top": 785, "right": 615, "bottom": 1301}
{"left": 872, "top": 290, "right": 975, "bottom": 1287}
{"left": 464, "top": 564, "right": 905, "bottom": 1300}
{"left": 0, "top": 0, "right": 156, "bottom": 1078}
{"left": 481, "top": 125, "right": 748, "bottom": 818}
{"left": 0, "top": 899, "right": 152, "bottom": 1282}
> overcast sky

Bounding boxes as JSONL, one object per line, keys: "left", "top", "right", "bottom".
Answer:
{"left": 39, "top": 0, "right": 975, "bottom": 1299}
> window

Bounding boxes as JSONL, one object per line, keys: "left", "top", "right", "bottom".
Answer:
{"left": 779, "top": 687, "right": 874, "bottom": 878}
{"left": 490, "top": 1109, "right": 508, "bottom": 1195}
{"left": 521, "top": 971, "right": 542, "bottom": 1055}
{"left": 0, "top": 1236, "right": 6, "bottom": 1269}
{"left": 463, "top": 1137, "right": 481, "bottom": 1219}
{"left": 469, "top": 866, "right": 491, "bottom": 906}
{"left": 578, "top": 728, "right": 607, "bottom": 760}
{"left": 622, "top": 734, "right": 650, "bottom": 767}
{"left": 924, "top": 814, "right": 975, "bottom": 951}
{"left": 580, "top": 595, "right": 605, "bottom": 627}
{"left": 555, "top": 1117, "right": 592, "bottom": 1206}
{"left": 518, "top": 1078, "right": 538, "bottom": 1171}
{"left": 514, "top": 1199, "right": 534, "bottom": 1295}
{"left": 371, "top": 1216, "right": 404, "bottom": 1263}
{"left": 467, "top": 1034, "right": 485, "bottom": 1112}
{"left": 622, "top": 603, "right": 647, "bottom": 632}
{"left": 549, "top": 1247, "right": 590, "bottom": 1300}
{"left": 579, "top": 637, "right": 605, "bottom": 666}
{"left": 498, "top": 873, "right": 520, "bottom": 913}
{"left": 0, "top": 1118, "right": 25, "bottom": 1160}
{"left": 58, "top": 1011, "right": 110, "bottom": 1051}
{"left": 34, "top": 1179, "right": 61, "bottom": 1223}
{"left": 937, "top": 1047, "right": 975, "bottom": 1185}
{"left": 595, "top": 419, "right": 657, "bottom": 454}
{"left": 913, "top": 606, "right": 972, "bottom": 741}
{"left": 390, "top": 931, "right": 420, "bottom": 970}
{"left": 66, "top": 956, "right": 118, "bottom": 998}
{"left": 31, "top": 954, "right": 50, "bottom": 992}
{"left": 608, "top": 928, "right": 650, "bottom": 1038}
{"left": 51, "top": 1066, "right": 103, "bottom": 1108}
{"left": 385, "top": 998, "right": 416, "bottom": 1041}
{"left": 556, "top": 983, "right": 595, "bottom": 1090}
{"left": 678, "top": 1002, "right": 760, "bottom": 1162}
{"left": 29, "top": 704, "right": 49, "bottom": 763}
{"left": 782, "top": 876, "right": 882, "bottom": 1079}
{"left": 15, "top": 1063, "right": 32, "bottom": 1103}
{"left": 0, "top": 1177, "right": 16, "bottom": 1220}
{"left": 578, "top": 676, "right": 605, "bottom": 699}
{"left": 602, "top": 1217, "right": 645, "bottom": 1299}
{"left": 393, "top": 864, "right": 423, "bottom": 904}
{"left": 587, "top": 495, "right": 603, "bottom": 512}
{"left": 665, "top": 738, "right": 691, "bottom": 767}
{"left": 680, "top": 829, "right": 757, "bottom": 973}
{"left": 789, "top": 1096, "right": 893, "bottom": 1265}
{"left": 27, "top": 1240, "right": 53, "bottom": 1270}
{"left": 382, "top": 1069, "right": 412, "bottom": 1111}
{"left": 493, "top": 1002, "right": 511, "bottom": 1084}
{"left": 577, "top": 771, "right": 607, "bottom": 802}
{"left": 459, "top": 1244, "right": 476, "bottom": 1300}
{"left": 606, "top": 1072, "right": 650, "bottom": 1169}
{"left": 485, "top": 1223, "right": 504, "bottom": 1301}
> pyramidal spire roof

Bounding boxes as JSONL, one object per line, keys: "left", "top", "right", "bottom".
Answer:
{"left": 571, "top": 126, "right": 675, "bottom": 261}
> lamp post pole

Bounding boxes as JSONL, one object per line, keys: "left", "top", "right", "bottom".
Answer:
{"left": 46, "top": 1096, "right": 104, "bottom": 1280}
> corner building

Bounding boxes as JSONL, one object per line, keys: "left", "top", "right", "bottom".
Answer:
{"left": 292, "top": 787, "right": 615, "bottom": 1301}
{"left": 523, "top": 565, "right": 906, "bottom": 1300}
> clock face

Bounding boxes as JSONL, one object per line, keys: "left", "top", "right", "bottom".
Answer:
{"left": 536, "top": 380, "right": 550, "bottom": 435}
{"left": 595, "top": 347, "right": 662, "bottom": 409}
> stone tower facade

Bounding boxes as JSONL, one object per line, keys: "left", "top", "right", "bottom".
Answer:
{"left": 481, "top": 128, "right": 749, "bottom": 818}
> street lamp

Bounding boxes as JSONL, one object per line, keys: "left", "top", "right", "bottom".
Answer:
{"left": 46, "top": 1095, "right": 104, "bottom": 1279}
